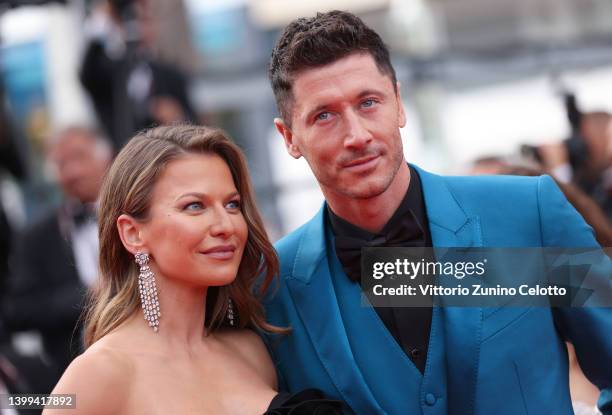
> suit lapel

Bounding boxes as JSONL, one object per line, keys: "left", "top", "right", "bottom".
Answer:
{"left": 286, "top": 208, "right": 384, "bottom": 413}
{"left": 416, "top": 166, "right": 484, "bottom": 415}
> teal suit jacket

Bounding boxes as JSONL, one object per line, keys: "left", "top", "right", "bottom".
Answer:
{"left": 264, "top": 166, "right": 612, "bottom": 414}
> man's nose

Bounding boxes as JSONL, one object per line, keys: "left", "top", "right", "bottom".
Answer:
{"left": 343, "top": 110, "right": 372, "bottom": 149}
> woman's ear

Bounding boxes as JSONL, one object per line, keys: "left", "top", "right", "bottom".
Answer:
{"left": 117, "top": 214, "right": 147, "bottom": 255}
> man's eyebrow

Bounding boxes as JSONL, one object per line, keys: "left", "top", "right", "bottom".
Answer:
{"left": 357, "top": 89, "right": 387, "bottom": 99}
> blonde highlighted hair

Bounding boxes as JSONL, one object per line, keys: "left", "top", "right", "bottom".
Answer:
{"left": 84, "top": 125, "right": 282, "bottom": 346}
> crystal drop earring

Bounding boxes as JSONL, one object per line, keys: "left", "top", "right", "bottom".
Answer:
{"left": 135, "top": 251, "right": 160, "bottom": 332}
{"left": 227, "top": 297, "right": 235, "bottom": 327}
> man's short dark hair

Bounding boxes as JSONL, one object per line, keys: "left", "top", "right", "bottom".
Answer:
{"left": 268, "top": 10, "right": 397, "bottom": 125}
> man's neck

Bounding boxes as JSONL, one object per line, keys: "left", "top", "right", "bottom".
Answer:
{"left": 325, "top": 162, "right": 411, "bottom": 233}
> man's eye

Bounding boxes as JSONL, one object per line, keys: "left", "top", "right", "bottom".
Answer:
{"left": 361, "top": 99, "right": 376, "bottom": 108}
{"left": 315, "top": 112, "right": 331, "bottom": 121}
{"left": 184, "top": 202, "right": 203, "bottom": 211}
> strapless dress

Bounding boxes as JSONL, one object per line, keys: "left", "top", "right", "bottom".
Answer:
{"left": 263, "top": 388, "right": 343, "bottom": 414}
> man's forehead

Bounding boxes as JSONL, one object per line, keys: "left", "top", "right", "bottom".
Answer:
{"left": 293, "top": 53, "right": 381, "bottom": 83}
{"left": 290, "top": 55, "right": 394, "bottom": 110}
{"left": 55, "top": 130, "right": 96, "bottom": 148}
{"left": 51, "top": 132, "right": 101, "bottom": 161}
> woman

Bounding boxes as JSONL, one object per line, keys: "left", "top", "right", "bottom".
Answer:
{"left": 46, "top": 125, "right": 340, "bottom": 414}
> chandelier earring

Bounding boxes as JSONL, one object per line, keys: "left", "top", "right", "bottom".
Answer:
{"left": 135, "top": 251, "right": 160, "bottom": 332}
{"left": 227, "top": 297, "right": 235, "bottom": 327}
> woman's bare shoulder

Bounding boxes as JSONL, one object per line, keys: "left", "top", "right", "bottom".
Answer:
{"left": 44, "top": 346, "right": 133, "bottom": 415}
{"left": 216, "top": 328, "right": 277, "bottom": 389}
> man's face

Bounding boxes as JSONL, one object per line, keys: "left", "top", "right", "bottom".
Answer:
{"left": 275, "top": 53, "right": 406, "bottom": 201}
{"left": 50, "top": 131, "right": 110, "bottom": 203}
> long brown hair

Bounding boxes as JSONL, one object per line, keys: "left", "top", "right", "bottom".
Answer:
{"left": 84, "top": 125, "right": 282, "bottom": 346}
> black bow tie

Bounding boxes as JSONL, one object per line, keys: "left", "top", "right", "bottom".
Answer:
{"left": 334, "top": 211, "right": 425, "bottom": 282}
{"left": 68, "top": 203, "right": 97, "bottom": 227}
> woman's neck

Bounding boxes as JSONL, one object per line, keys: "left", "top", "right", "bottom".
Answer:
{"left": 137, "top": 267, "right": 210, "bottom": 351}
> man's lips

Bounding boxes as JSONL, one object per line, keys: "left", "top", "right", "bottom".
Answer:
{"left": 201, "top": 245, "right": 236, "bottom": 260}
{"left": 343, "top": 155, "right": 380, "bottom": 169}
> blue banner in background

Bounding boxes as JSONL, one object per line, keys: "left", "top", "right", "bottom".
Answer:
{"left": 0, "top": 40, "right": 47, "bottom": 123}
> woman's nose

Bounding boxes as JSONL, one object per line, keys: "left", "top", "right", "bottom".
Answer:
{"left": 209, "top": 207, "right": 235, "bottom": 238}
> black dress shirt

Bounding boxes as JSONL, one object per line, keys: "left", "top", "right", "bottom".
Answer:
{"left": 327, "top": 165, "right": 433, "bottom": 373}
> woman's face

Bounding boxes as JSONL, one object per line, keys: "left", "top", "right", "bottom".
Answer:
{"left": 140, "top": 153, "right": 248, "bottom": 287}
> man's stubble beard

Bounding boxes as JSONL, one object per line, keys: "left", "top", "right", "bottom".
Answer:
{"left": 314, "top": 145, "right": 404, "bottom": 201}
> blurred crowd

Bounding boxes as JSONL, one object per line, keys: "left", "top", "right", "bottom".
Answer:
{"left": 0, "top": 0, "right": 610, "bottom": 413}
{"left": 0, "top": 0, "right": 196, "bottom": 411}
{"left": 470, "top": 92, "right": 612, "bottom": 246}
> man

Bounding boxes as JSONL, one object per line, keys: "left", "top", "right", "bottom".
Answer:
{"left": 80, "top": 0, "right": 196, "bottom": 150}
{"left": 5, "top": 127, "right": 112, "bottom": 388}
{"left": 263, "top": 11, "right": 611, "bottom": 415}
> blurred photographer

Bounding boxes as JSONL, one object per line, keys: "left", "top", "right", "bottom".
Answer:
{"left": 80, "top": 0, "right": 196, "bottom": 151}
{"left": 0, "top": 82, "right": 25, "bottom": 324}
{"left": 524, "top": 93, "right": 612, "bottom": 218}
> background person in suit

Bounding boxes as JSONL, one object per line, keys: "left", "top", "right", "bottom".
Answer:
{"left": 264, "top": 11, "right": 611, "bottom": 415}
{"left": 80, "top": 0, "right": 196, "bottom": 151}
{"left": 5, "top": 126, "right": 112, "bottom": 389}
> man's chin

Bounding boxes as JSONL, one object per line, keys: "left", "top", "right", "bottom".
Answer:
{"left": 340, "top": 180, "right": 389, "bottom": 200}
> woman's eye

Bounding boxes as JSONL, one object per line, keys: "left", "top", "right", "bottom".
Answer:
{"left": 226, "top": 200, "right": 241, "bottom": 210}
{"left": 184, "top": 202, "right": 203, "bottom": 211}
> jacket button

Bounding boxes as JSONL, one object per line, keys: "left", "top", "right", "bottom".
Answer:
{"left": 425, "top": 393, "right": 436, "bottom": 406}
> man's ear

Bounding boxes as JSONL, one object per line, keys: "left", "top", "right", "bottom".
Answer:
{"left": 117, "top": 214, "right": 147, "bottom": 255}
{"left": 274, "top": 118, "right": 302, "bottom": 159}
{"left": 395, "top": 81, "right": 407, "bottom": 128}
